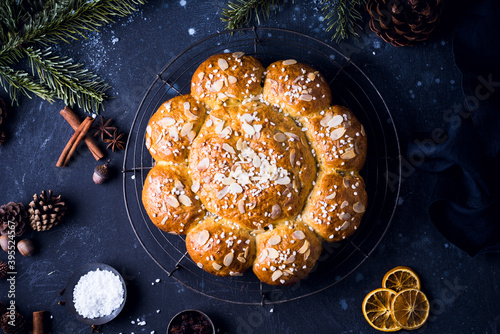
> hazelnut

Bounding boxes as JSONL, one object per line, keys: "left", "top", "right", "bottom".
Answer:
{"left": 0, "top": 235, "right": 9, "bottom": 252}
{"left": 17, "top": 239, "right": 35, "bottom": 257}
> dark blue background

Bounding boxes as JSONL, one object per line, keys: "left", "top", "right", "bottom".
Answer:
{"left": 0, "top": 1, "right": 498, "bottom": 333}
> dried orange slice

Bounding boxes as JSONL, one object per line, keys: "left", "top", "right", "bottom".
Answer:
{"left": 391, "top": 288, "right": 430, "bottom": 330}
{"left": 362, "top": 288, "right": 402, "bottom": 332}
{"left": 382, "top": 266, "right": 421, "bottom": 292}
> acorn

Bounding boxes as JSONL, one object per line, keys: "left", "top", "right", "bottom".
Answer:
{"left": 17, "top": 239, "right": 35, "bottom": 256}
{"left": 0, "top": 235, "right": 8, "bottom": 252}
{"left": 93, "top": 160, "right": 110, "bottom": 184}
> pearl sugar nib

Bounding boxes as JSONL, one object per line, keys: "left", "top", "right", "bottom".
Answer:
{"left": 93, "top": 160, "right": 111, "bottom": 184}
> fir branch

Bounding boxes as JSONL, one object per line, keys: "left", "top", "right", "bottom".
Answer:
{"left": 25, "top": 47, "right": 110, "bottom": 113}
{"left": 221, "top": 0, "right": 288, "bottom": 30}
{"left": 0, "top": 64, "right": 56, "bottom": 104}
{"left": 320, "top": 0, "right": 366, "bottom": 41}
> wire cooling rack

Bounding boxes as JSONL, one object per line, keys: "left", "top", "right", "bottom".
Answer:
{"left": 122, "top": 27, "right": 402, "bottom": 305}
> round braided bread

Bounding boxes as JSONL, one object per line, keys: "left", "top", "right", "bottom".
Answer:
{"left": 142, "top": 53, "right": 367, "bottom": 285}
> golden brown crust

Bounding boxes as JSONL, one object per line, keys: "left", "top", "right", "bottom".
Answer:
{"left": 191, "top": 53, "right": 265, "bottom": 109}
{"left": 185, "top": 217, "right": 256, "bottom": 277}
{"left": 263, "top": 60, "right": 332, "bottom": 117}
{"left": 145, "top": 95, "right": 206, "bottom": 164}
{"left": 142, "top": 162, "right": 205, "bottom": 234}
{"left": 302, "top": 171, "right": 367, "bottom": 242}
{"left": 302, "top": 105, "right": 367, "bottom": 171}
{"left": 188, "top": 102, "right": 316, "bottom": 230}
{"left": 252, "top": 222, "right": 322, "bottom": 285}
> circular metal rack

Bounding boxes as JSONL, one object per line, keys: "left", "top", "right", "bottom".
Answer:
{"left": 122, "top": 27, "right": 402, "bottom": 305}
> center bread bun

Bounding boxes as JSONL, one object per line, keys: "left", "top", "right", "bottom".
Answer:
{"left": 142, "top": 52, "right": 368, "bottom": 285}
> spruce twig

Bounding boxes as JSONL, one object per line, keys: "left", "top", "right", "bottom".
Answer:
{"left": 320, "top": 0, "right": 367, "bottom": 41}
{"left": 221, "top": 0, "right": 288, "bottom": 30}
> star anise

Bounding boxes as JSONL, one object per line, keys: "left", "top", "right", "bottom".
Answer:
{"left": 93, "top": 116, "right": 117, "bottom": 141}
{"left": 104, "top": 129, "right": 126, "bottom": 152}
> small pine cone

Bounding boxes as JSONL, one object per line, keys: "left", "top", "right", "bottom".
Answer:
{"left": 366, "top": 0, "right": 444, "bottom": 47}
{"left": 0, "top": 202, "right": 28, "bottom": 237}
{"left": 0, "top": 311, "right": 29, "bottom": 334}
{"left": 29, "top": 190, "right": 67, "bottom": 232}
{"left": 0, "top": 261, "right": 7, "bottom": 279}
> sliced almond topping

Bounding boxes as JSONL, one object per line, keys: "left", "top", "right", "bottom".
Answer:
{"left": 223, "top": 253, "right": 234, "bottom": 267}
{"left": 197, "top": 72, "right": 205, "bottom": 80}
{"left": 304, "top": 248, "right": 311, "bottom": 261}
{"left": 244, "top": 246, "right": 249, "bottom": 258}
{"left": 211, "top": 79, "right": 224, "bottom": 92}
{"left": 325, "top": 191, "right": 337, "bottom": 200}
{"left": 340, "top": 221, "right": 350, "bottom": 230}
{"left": 237, "top": 256, "right": 246, "bottom": 263}
{"left": 222, "top": 143, "right": 235, "bottom": 154}
{"left": 238, "top": 199, "right": 245, "bottom": 214}
{"left": 283, "top": 59, "right": 297, "bottom": 66}
{"left": 197, "top": 230, "right": 210, "bottom": 246}
{"left": 276, "top": 177, "right": 291, "bottom": 185}
{"left": 266, "top": 248, "right": 279, "bottom": 259}
{"left": 183, "top": 101, "right": 190, "bottom": 111}
{"left": 217, "top": 186, "right": 230, "bottom": 199}
{"left": 169, "top": 126, "right": 179, "bottom": 141}
{"left": 341, "top": 200, "right": 349, "bottom": 209}
{"left": 174, "top": 179, "right": 184, "bottom": 190}
{"left": 228, "top": 76, "right": 238, "bottom": 84}
{"left": 328, "top": 115, "right": 344, "bottom": 128}
{"left": 236, "top": 138, "right": 243, "bottom": 151}
{"left": 229, "top": 183, "right": 243, "bottom": 194}
{"left": 340, "top": 213, "right": 351, "bottom": 221}
{"left": 253, "top": 155, "right": 261, "bottom": 168}
{"left": 163, "top": 117, "right": 176, "bottom": 126}
{"left": 258, "top": 248, "right": 268, "bottom": 261}
{"left": 197, "top": 262, "right": 203, "bottom": 268}
{"left": 212, "top": 263, "right": 222, "bottom": 271}
{"left": 218, "top": 58, "right": 229, "bottom": 70}
{"left": 232, "top": 51, "right": 244, "bottom": 58}
{"left": 360, "top": 124, "right": 366, "bottom": 136}
{"left": 178, "top": 194, "right": 192, "bottom": 207}
{"left": 298, "top": 240, "right": 310, "bottom": 254}
{"left": 320, "top": 112, "right": 333, "bottom": 127}
{"left": 285, "top": 132, "right": 299, "bottom": 140}
{"left": 284, "top": 255, "right": 296, "bottom": 264}
{"left": 270, "top": 204, "right": 281, "bottom": 219}
{"left": 273, "top": 132, "right": 287, "bottom": 142}
{"left": 353, "top": 202, "right": 366, "bottom": 213}
{"left": 188, "top": 130, "right": 196, "bottom": 143}
{"left": 271, "top": 270, "right": 283, "bottom": 282}
{"left": 146, "top": 125, "right": 152, "bottom": 136}
{"left": 184, "top": 109, "right": 198, "bottom": 120}
{"left": 191, "top": 180, "right": 200, "bottom": 193}
{"left": 219, "top": 126, "right": 232, "bottom": 138}
{"left": 292, "top": 230, "right": 306, "bottom": 240}
{"left": 218, "top": 92, "right": 228, "bottom": 101}
{"left": 341, "top": 150, "right": 356, "bottom": 160}
{"left": 181, "top": 122, "right": 193, "bottom": 137}
{"left": 197, "top": 157, "right": 210, "bottom": 171}
{"left": 145, "top": 137, "right": 151, "bottom": 149}
{"left": 330, "top": 127, "right": 346, "bottom": 140}
{"left": 343, "top": 177, "right": 351, "bottom": 188}
{"left": 166, "top": 195, "right": 180, "bottom": 208}
{"left": 268, "top": 234, "right": 281, "bottom": 246}
{"left": 307, "top": 72, "right": 316, "bottom": 81}
{"left": 242, "top": 122, "right": 255, "bottom": 135}
{"left": 289, "top": 149, "right": 296, "bottom": 166}
{"left": 300, "top": 94, "right": 313, "bottom": 101}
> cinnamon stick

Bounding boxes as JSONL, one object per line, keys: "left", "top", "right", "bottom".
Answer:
{"left": 32, "top": 310, "right": 46, "bottom": 334}
{"left": 62, "top": 117, "right": 95, "bottom": 167}
{"left": 60, "top": 106, "right": 104, "bottom": 160}
{"left": 56, "top": 117, "right": 91, "bottom": 167}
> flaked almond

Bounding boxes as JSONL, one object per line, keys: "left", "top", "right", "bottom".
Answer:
{"left": 268, "top": 234, "right": 281, "bottom": 246}
{"left": 184, "top": 109, "right": 198, "bottom": 120}
{"left": 276, "top": 176, "right": 291, "bottom": 185}
{"left": 236, "top": 138, "right": 243, "bottom": 151}
{"left": 178, "top": 194, "right": 192, "bottom": 207}
{"left": 197, "top": 262, "right": 203, "bottom": 268}
{"left": 237, "top": 255, "right": 246, "bottom": 263}
{"left": 304, "top": 248, "right": 311, "bottom": 261}
{"left": 292, "top": 230, "right": 306, "bottom": 240}
{"left": 327, "top": 115, "right": 344, "bottom": 128}
{"left": 284, "top": 255, "right": 296, "bottom": 264}
{"left": 222, "top": 143, "right": 235, "bottom": 154}
{"left": 298, "top": 240, "right": 310, "bottom": 254}
{"left": 253, "top": 155, "right": 261, "bottom": 168}
{"left": 166, "top": 195, "right": 180, "bottom": 208}
{"left": 174, "top": 179, "right": 184, "bottom": 190}
{"left": 183, "top": 101, "right": 190, "bottom": 111}
{"left": 218, "top": 92, "right": 229, "bottom": 101}
{"left": 191, "top": 180, "right": 200, "bottom": 193}
{"left": 223, "top": 253, "right": 234, "bottom": 267}
{"left": 244, "top": 246, "right": 249, "bottom": 258}
{"left": 343, "top": 177, "right": 351, "bottom": 188}
{"left": 238, "top": 199, "right": 245, "bottom": 214}
{"left": 340, "top": 221, "right": 350, "bottom": 230}
{"left": 360, "top": 124, "right": 366, "bottom": 136}
{"left": 217, "top": 186, "right": 230, "bottom": 199}
{"left": 242, "top": 122, "right": 255, "bottom": 135}
{"left": 285, "top": 132, "right": 299, "bottom": 140}
{"left": 146, "top": 125, "right": 152, "bottom": 136}
{"left": 341, "top": 200, "right": 349, "bottom": 209}
{"left": 353, "top": 202, "right": 366, "bottom": 213}
{"left": 169, "top": 126, "right": 179, "bottom": 141}
{"left": 271, "top": 270, "right": 283, "bottom": 282}
{"left": 197, "top": 230, "right": 210, "bottom": 246}
{"left": 229, "top": 183, "right": 243, "bottom": 194}
{"left": 232, "top": 51, "right": 244, "bottom": 58}
{"left": 300, "top": 94, "right": 313, "bottom": 101}
{"left": 289, "top": 149, "right": 296, "bottom": 166}
{"left": 266, "top": 248, "right": 279, "bottom": 259}
{"left": 181, "top": 122, "right": 193, "bottom": 137}
{"left": 258, "top": 248, "right": 268, "bottom": 261}
{"left": 188, "top": 130, "right": 196, "bottom": 143}
{"left": 320, "top": 112, "right": 333, "bottom": 127}
{"left": 197, "top": 157, "right": 210, "bottom": 171}
{"left": 145, "top": 137, "right": 151, "bottom": 149}
{"left": 212, "top": 262, "right": 222, "bottom": 271}
{"left": 307, "top": 72, "right": 316, "bottom": 81}
{"left": 163, "top": 117, "right": 176, "bottom": 126}
{"left": 228, "top": 76, "right": 238, "bottom": 84}
{"left": 330, "top": 127, "right": 346, "bottom": 140}
{"left": 273, "top": 132, "right": 287, "bottom": 142}
{"left": 197, "top": 72, "right": 205, "bottom": 80}
{"left": 218, "top": 58, "right": 229, "bottom": 70}
{"left": 214, "top": 120, "right": 225, "bottom": 134}
{"left": 325, "top": 192, "right": 337, "bottom": 200}
{"left": 341, "top": 150, "right": 356, "bottom": 160}
{"left": 340, "top": 213, "right": 351, "bottom": 221}
{"left": 283, "top": 59, "right": 297, "bottom": 66}
{"left": 271, "top": 204, "right": 281, "bottom": 219}
{"left": 211, "top": 79, "right": 224, "bottom": 92}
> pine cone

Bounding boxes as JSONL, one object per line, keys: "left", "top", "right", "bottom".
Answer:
{"left": 0, "top": 202, "right": 27, "bottom": 237}
{"left": 0, "top": 311, "right": 29, "bottom": 334}
{"left": 367, "top": 0, "right": 444, "bottom": 47}
{"left": 29, "top": 190, "right": 67, "bottom": 232}
{"left": 0, "top": 262, "right": 7, "bottom": 279}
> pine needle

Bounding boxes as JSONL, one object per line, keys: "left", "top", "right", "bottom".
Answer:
{"left": 221, "top": 0, "right": 288, "bottom": 30}
{"left": 320, "top": 0, "right": 367, "bottom": 41}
